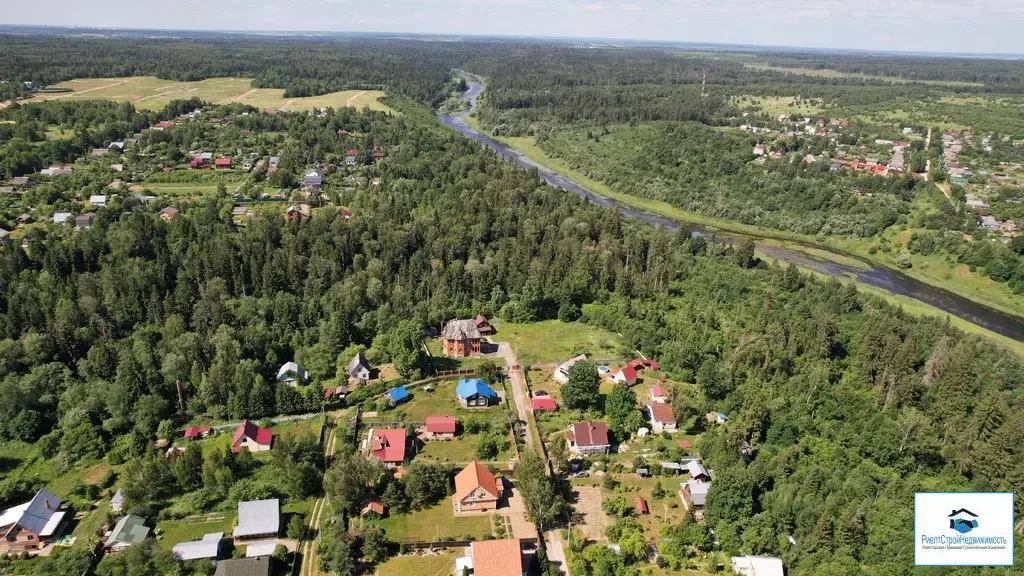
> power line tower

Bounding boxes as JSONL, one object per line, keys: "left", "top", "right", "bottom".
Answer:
{"left": 701, "top": 69, "right": 708, "bottom": 98}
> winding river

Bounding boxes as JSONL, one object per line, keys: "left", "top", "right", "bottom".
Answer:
{"left": 438, "top": 78, "right": 1024, "bottom": 343}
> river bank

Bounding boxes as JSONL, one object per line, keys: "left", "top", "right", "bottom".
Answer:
{"left": 438, "top": 76, "right": 1024, "bottom": 349}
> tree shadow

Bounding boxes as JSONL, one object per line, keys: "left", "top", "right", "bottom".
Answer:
{"left": 0, "top": 456, "right": 22, "bottom": 474}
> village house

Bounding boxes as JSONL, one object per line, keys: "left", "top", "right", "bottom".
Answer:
{"left": 323, "top": 386, "right": 347, "bottom": 401}
{"left": 231, "top": 420, "right": 273, "bottom": 453}
{"left": 441, "top": 318, "right": 482, "bottom": 357}
{"left": 687, "top": 460, "right": 711, "bottom": 481}
{"left": 41, "top": 165, "right": 74, "bottom": 177}
{"left": 345, "top": 149, "right": 359, "bottom": 165}
{"left": 387, "top": 385, "right": 409, "bottom": 406}
{"left": 215, "top": 558, "right": 271, "bottom": 576}
{"left": 234, "top": 499, "right": 280, "bottom": 542}
{"left": 681, "top": 478, "right": 712, "bottom": 516}
{"left": 90, "top": 195, "right": 107, "bottom": 207}
{"left": 75, "top": 213, "right": 94, "bottom": 229}
{"left": 424, "top": 416, "right": 457, "bottom": 440}
{"left": 110, "top": 489, "right": 125, "bottom": 513}
{"left": 980, "top": 215, "right": 1001, "bottom": 230}
{"left": 531, "top": 396, "right": 557, "bottom": 411}
{"left": 268, "top": 156, "right": 280, "bottom": 174}
{"left": 458, "top": 538, "right": 529, "bottom": 576}
{"left": 567, "top": 421, "right": 611, "bottom": 457}
{"left": 453, "top": 461, "right": 504, "bottom": 514}
{"left": 184, "top": 426, "right": 212, "bottom": 440}
{"left": 608, "top": 366, "right": 637, "bottom": 386}
{"left": 215, "top": 158, "right": 232, "bottom": 170}
{"left": 10, "top": 177, "right": 36, "bottom": 188}
{"left": 0, "top": 489, "right": 67, "bottom": 551}
{"left": 731, "top": 556, "right": 784, "bottom": 576}
{"left": 303, "top": 169, "right": 324, "bottom": 188}
{"left": 553, "top": 354, "right": 587, "bottom": 385}
{"left": 648, "top": 403, "right": 677, "bottom": 433}
{"left": 172, "top": 532, "right": 224, "bottom": 562}
{"left": 106, "top": 515, "right": 150, "bottom": 552}
{"left": 456, "top": 378, "right": 498, "bottom": 408}
{"left": 474, "top": 315, "right": 495, "bottom": 336}
{"left": 276, "top": 361, "right": 308, "bottom": 386}
{"left": 649, "top": 385, "right": 668, "bottom": 403}
{"left": 372, "top": 146, "right": 385, "bottom": 162}
{"left": 0, "top": 229, "right": 9, "bottom": 246}
{"left": 346, "top": 351, "right": 373, "bottom": 385}
{"left": 285, "top": 204, "right": 311, "bottom": 224}
{"left": 159, "top": 206, "right": 180, "bottom": 222}
{"left": 370, "top": 428, "right": 408, "bottom": 466}
{"left": 53, "top": 212, "right": 72, "bottom": 225}
{"left": 360, "top": 499, "right": 385, "bottom": 518}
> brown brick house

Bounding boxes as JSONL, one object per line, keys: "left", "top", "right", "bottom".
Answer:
{"left": 441, "top": 319, "right": 481, "bottom": 357}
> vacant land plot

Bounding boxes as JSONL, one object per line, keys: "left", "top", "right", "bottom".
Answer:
{"left": 377, "top": 550, "right": 459, "bottom": 576}
{"left": 378, "top": 501, "right": 491, "bottom": 543}
{"left": 27, "top": 77, "right": 393, "bottom": 113}
{"left": 490, "top": 320, "right": 623, "bottom": 365}
{"left": 156, "top": 511, "right": 236, "bottom": 548}
{"left": 572, "top": 485, "right": 610, "bottom": 542}
{"left": 744, "top": 64, "right": 984, "bottom": 87}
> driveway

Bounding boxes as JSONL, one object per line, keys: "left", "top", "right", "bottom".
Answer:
{"left": 494, "top": 342, "right": 533, "bottom": 447}
{"left": 501, "top": 481, "right": 539, "bottom": 541}
{"left": 544, "top": 530, "right": 570, "bottom": 575}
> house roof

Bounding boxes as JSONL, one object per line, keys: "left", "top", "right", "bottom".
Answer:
{"left": 387, "top": 386, "right": 408, "bottom": 402}
{"left": 172, "top": 532, "right": 223, "bottom": 561}
{"left": 0, "top": 489, "right": 62, "bottom": 538}
{"left": 455, "top": 461, "right": 501, "bottom": 502}
{"left": 678, "top": 440, "right": 693, "bottom": 449}
{"left": 371, "top": 428, "right": 407, "bottom": 463}
{"left": 110, "top": 489, "right": 124, "bottom": 507}
{"left": 474, "top": 315, "right": 491, "bottom": 327}
{"left": 232, "top": 420, "right": 272, "bottom": 448}
{"left": 442, "top": 319, "right": 481, "bottom": 341}
{"left": 215, "top": 557, "right": 272, "bottom": 576}
{"left": 361, "top": 500, "right": 385, "bottom": 516}
{"left": 108, "top": 515, "right": 149, "bottom": 546}
{"left": 531, "top": 397, "right": 557, "bottom": 411}
{"left": 636, "top": 497, "right": 648, "bottom": 514}
{"left": 425, "top": 416, "right": 456, "bottom": 434}
{"left": 346, "top": 352, "right": 371, "bottom": 377}
{"left": 159, "top": 206, "right": 179, "bottom": 217}
{"left": 650, "top": 385, "right": 667, "bottom": 398}
{"left": 648, "top": 403, "right": 675, "bottom": 424}
{"left": 235, "top": 499, "right": 280, "bottom": 538}
{"left": 730, "top": 556, "right": 784, "bottom": 576}
{"left": 613, "top": 366, "right": 637, "bottom": 382}
{"left": 686, "top": 461, "right": 709, "bottom": 479}
{"left": 456, "top": 378, "right": 497, "bottom": 400}
{"left": 568, "top": 422, "right": 610, "bottom": 448}
{"left": 89, "top": 195, "right": 107, "bottom": 204}
{"left": 184, "top": 426, "right": 211, "bottom": 439}
{"left": 471, "top": 539, "right": 524, "bottom": 576}
{"left": 215, "top": 158, "right": 232, "bottom": 166}
{"left": 685, "top": 479, "right": 711, "bottom": 506}
{"left": 276, "top": 361, "right": 307, "bottom": 382}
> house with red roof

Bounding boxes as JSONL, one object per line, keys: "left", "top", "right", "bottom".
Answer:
{"left": 360, "top": 499, "right": 385, "bottom": 518}
{"left": 215, "top": 158, "right": 232, "bottom": 170}
{"left": 473, "top": 315, "right": 495, "bottom": 336}
{"left": 531, "top": 397, "right": 557, "bottom": 412}
{"left": 648, "top": 403, "right": 677, "bottom": 433}
{"left": 370, "top": 428, "right": 407, "bottom": 466}
{"left": 424, "top": 416, "right": 457, "bottom": 440}
{"left": 609, "top": 366, "right": 637, "bottom": 386}
{"left": 231, "top": 420, "right": 272, "bottom": 453}
{"left": 184, "top": 426, "right": 211, "bottom": 440}
{"left": 567, "top": 421, "right": 611, "bottom": 457}
{"left": 189, "top": 157, "right": 206, "bottom": 169}
{"left": 649, "top": 386, "right": 668, "bottom": 404}
{"left": 636, "top": 497, "right": 648, "bottom": 515}
{"left": 454, "top": 461, "right": 503, "bottom": 514}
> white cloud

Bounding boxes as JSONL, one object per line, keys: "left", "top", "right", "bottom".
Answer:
{"left": 617, "top": 3, "right": 641, "bottom": 10}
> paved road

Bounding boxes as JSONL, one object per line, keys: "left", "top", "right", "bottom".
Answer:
{"left": 545, "top": 530, "right": 570, "bottom": 575}
{"left": 495, "top": 342, "right": 534, "bottom": 447}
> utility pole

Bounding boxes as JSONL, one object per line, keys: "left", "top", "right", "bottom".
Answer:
{"left": 175, "top": 379, "right": 184, "bottom": 413}
{"left": 701, "top": 69, "right": 708, "bottom": 98}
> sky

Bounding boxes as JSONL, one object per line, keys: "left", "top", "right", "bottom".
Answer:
{"left": 3, "top": 0, "right": 1024, "bottom": 55}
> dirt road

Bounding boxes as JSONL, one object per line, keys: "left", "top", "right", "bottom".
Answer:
{"left": 495, "top": 342, "right": 533, "bottom": 447}
{"left": 299, "top": 411, "right": 345, "bottom": 576}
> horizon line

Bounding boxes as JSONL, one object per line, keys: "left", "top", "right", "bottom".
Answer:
{"left": 2, "top": 23, "right": 1024, "bottom": 60}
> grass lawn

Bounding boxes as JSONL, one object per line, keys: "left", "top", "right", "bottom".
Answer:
{"left": 417, "top": 434, "right": 511, "bottom": 464}
{"left": 141, "top": 183, "right": 241, "bottom": 197}
{"left": 69, "top": 501, "right": 110, "bottom": 548}
{"left": 490, "top": 319, "right": 624, "bottom": 365}
{"left": 376, "top": 551, "right": 459, "bottom": 576}
{"left": 378, "top": 501, "right": 491, "bottom": 542}
{"left": 370, "top": 380, "right": 510, "bottom": 426}
{"left": 155, "top": 511, "right": 237, "bottom": 548}
{"left": 28, "top": 77, "right": 394, "bottom": 113}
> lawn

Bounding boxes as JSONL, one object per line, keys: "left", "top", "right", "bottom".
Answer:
{"left": 417, "top": 434, "right": 511, "bottom": 464}
{"left": 141, "top": 183, "right": 233, "bottom": 197}
{"left": 490, "top": 319, "right": 624, "bottom": 365}
{"left": 378, "top": 501, "right": 491, "bottom": 543}
{"left": 376, "top": 551, "right": 459, "bottom": 576}
{"left": 155, "top": 510, "right": 237, "bottom": 548}
{"left": 27, "top": 77, "right": 394, "bottom": 113}
{"left": 369, "top": 380, "right": 510, "bottom": 426}
{"left": 69, "top": 501, "right": 111, "bottom": 548}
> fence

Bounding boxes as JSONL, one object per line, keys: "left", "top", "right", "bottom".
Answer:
{"left": 434, "top": 365, "right": 519, "bottom": 378}
{"left": 398, "top": 536, "right": 540, "bottom": 549}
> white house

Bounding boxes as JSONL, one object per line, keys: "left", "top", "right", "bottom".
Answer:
{"left": 89, "top": 195, "right": 108, "bottom": 207}
{"left": 276, "top": 361, "right": 308, "bottom": 386}
{"left": 647, "top": 403, "right": 677, "bottom": 434}
{"left": 731, "top": 556, "right": 784, "bottom": 576}
{"left": 553, "top": 354, "right": 587, "bottom": 385}
{"left": 649, "top": 386, "right": 668, "bottom": 404}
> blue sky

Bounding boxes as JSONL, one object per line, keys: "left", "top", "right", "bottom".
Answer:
{"left": 4, "top": 0, "right": 1024, "bottom": 55}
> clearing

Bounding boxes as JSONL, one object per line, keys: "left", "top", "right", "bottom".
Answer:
{"left": 489, "top": 319, "right": 623, "bottom": 365}
{"left": 378, "top": 501, "right": 492, "bottom": 543}
{"left": 376, "top": 550, "right": 459, "bottom": 576}
{"left": 744, "top": 64, "right": 985, "bottom": 87}
{"left": 26, "top": 77, "right": 393, "bottom": 113}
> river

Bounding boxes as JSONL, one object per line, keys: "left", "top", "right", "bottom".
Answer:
{"left": 437, "top": 78, "right": 1024, "bottom": 343}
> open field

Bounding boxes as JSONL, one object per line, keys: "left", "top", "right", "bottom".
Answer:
{"left": 156, "top": 511, "right": 237, "bottom": 548}
{"left": 26, "top": 77, "right": 393, "bottom": 113}
{"left": 490, "top": 319, "right": 624, "bottom": 365}
{"left": 378, "top": 501, "right": 492, "bottom": 542}
{"left": 377, "top": 550, "right": 459, "bottom": 576}
{"left": 744, "top": 63, "right": 985, "bottom": 87}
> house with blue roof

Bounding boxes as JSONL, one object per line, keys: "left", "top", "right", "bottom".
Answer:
{"left": 387, "top": 386, "right": 409, "bottom": 405}
{"left": 455, "top": 378, "right": 498, "bottom": 408}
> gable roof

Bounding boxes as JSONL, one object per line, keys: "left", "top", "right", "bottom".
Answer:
{"left": 650, "top": 385, "right": 667, "bottom": 398}
{"left": 425, "top": 416, "right": 456, "bottom": 434}
{"left": 371, "top": 428, "right": 407, "bottom": 463}
{"left": 568, "top": 421, "right": 610, "bottom": 448}
{"left": 636, "top": 497, "right": 648, "bottom": 514}
{"left": 455, "top": 461, "right": 501, "bottom": 502}
{"left": 471, "top": 538, "right": 524, "bottom": 576}
{"left": 686, "top": 460, "right": 709, "bottom": 479}
{"left": 685, "top": 479, "right": 711, "bottom": 506}
{"left": 0, "top": 489, "right": 62, "bottom": 538}
{"left": 346, "top": 352, "right": 371, "bottom": 377}
{"left": 172, "top": 532, "right": 223, "bottom": 561}
{"left": 235, "top": 499, "right": 280, "bottom": 538}
{"left": 232, "top": 420, "right": 272, "bottom": 448}
{"left": 110, "top": 489, "right": 125, "bottom": 508}
{"left": 215, "top": 557, "right": 272, "bottom": 576}
{"left": 442, "top": 319, "right": 481, "bottom": 341}
{"left": 648, "top": 403, "right": 675, "bottom": 424}
{"left": 456, "top": 378, "right": 497, "bottom": 400}
{"left": 361, "top": 499, "right": 385, "bottom": 516}
{"left": 613, "top": 366, "right": 637, "bottom": 382}
{"left": 387, "top": 386, "right": 408, "bottom": 402}
{"left": 184, "top": 426, "right": 211, "bottom": 439}
{"left": 276, "top": 361, "right": 307, "bottom": 382}
{"left": 108, "top": 515, "right": 149, "bottom": 546}
{"left": 730, "top": 556, "right": 784, "bottom": 576}
{"left": 159, "top": 206, "right": 179, "bottom": 218}
{"left": 531, "top": 397, "right": 557, "bottom": 411}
